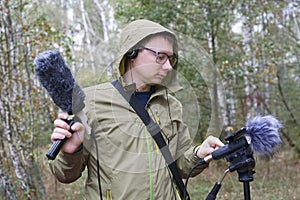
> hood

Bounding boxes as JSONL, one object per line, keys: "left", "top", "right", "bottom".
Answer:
{"left": 115, "top": 19, "right": 182, "bottom": 93}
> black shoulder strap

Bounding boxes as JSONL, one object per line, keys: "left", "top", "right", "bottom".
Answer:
{"left": 112, "top": 81, "right": 190, "bottom": 200}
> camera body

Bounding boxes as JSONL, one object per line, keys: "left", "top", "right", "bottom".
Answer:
{"left": 225, "top": 128, "right": 256, "bottom": 182}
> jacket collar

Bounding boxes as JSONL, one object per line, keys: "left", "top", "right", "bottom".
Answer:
{"left": 117, "top": 76, "right": 183, "bottom": 97}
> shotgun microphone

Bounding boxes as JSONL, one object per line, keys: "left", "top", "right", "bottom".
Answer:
{"left": 33, "top": 50, "right": 85, "bottom": 160}
{"left": 201, "top": 115, "right": 283, "bottom": 164}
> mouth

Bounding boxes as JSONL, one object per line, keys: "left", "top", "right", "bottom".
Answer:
{"left": 157, "top": 74, "right": 166, "bottom": 79}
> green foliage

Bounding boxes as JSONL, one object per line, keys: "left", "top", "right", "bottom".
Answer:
{"left": 112, "top": 0, "right": 300, "bottom": 146}
{"left": 113, "top": 0, "right": 177, "bottom": 26}
{"left": 1, "top": 0, "right": 300, "bottom": 199}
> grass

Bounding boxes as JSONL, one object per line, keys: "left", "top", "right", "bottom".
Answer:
{"left": 42, "top": 146, "right": 299, "bottom": 199}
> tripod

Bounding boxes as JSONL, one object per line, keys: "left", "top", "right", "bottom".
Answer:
{"left": 206, "top": 129, "right": 256, "bottom": 200}
{"left": 230, "top": 152, "right": 255, "bottom": 200}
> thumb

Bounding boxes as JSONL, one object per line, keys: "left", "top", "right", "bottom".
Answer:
{"left": 70, "top": 122, "right": 85, "bottom": 142}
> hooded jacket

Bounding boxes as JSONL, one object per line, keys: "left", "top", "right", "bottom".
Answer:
{"left": 49, "top": 19, "right": 207, "bottom": 200}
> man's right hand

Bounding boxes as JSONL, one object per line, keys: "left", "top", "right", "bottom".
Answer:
{"left": 51, "top": 112, "right": 85, "bottom": 154}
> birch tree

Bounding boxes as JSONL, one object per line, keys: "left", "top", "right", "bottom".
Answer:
{"left": 0, "top": 0, "right": 73, "bottom": 198}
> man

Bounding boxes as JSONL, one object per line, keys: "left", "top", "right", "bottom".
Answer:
{"left": 49, "top": 19, "right": 223, "bottom": 199}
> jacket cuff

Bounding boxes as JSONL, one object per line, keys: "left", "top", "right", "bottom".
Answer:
{"left": 73, "top": 143, "right": 83, "bottom": 153}
{"left": 48, "top": 148, "right": 84, "bottom": 183}
{"left": 193, "top": 144, "right": 201, "bottom": 158}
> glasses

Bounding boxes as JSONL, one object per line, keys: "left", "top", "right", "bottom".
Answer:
{"left": 141, "top": 47, "right": 178, "bottom": 67}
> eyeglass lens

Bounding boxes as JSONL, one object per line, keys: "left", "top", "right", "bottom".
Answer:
{"left": 143, "top": 47, "right": 177, "bottom": 67}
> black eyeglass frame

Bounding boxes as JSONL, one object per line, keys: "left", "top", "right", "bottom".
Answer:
{"left": 141, "top": 46, "right": 178, "bottom": 67}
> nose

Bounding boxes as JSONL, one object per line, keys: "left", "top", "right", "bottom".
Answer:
{"left": 162, "top": 59, "right": 173, "bottom": 71}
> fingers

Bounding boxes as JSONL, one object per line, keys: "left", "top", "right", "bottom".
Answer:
{"left": 197, "top": 136, "right": 225, "bottom": 158}
{"left": 203, "top": 146, "right": 216, "bottom": 156}
{"left": 207, "top": 135, "right": 224, "bottom": 148}
{"left": 51, "top": 126, "right": 72, "bottom": 142}
{"left": 50, "top": 113, "right": 85, "bottom": 153}
{"left": 214, "top": 138, "right": 224, "bottom": 148}
{"left": 54, "top": 117, "right": 70, "bottom": 130}
{"left": 51, "top": 113, "right": 75, "bottom": 142}
{"left": 70, "top": 122, "right": 85, "bottom": 142}
{"left": 70, "top": 122, "right": 84, "bottom": 132}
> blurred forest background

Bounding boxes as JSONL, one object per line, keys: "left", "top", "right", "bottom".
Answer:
{"left": 0, "top": 0, "right": 299, "bottom": 199}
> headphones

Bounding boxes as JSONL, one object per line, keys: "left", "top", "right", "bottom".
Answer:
{"left": 126, "top": 49, "right": 138, "bottom": 59}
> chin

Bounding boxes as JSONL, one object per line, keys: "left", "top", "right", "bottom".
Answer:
{"left": 153, "top": 79, "right": 163, "bottom": 85}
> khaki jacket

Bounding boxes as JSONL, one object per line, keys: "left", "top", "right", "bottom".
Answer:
{"left": 49, "top": 82, "right": 207, "bottom": 200}
{"left": 49, "top": 19, "right": 208, "bottom": 200}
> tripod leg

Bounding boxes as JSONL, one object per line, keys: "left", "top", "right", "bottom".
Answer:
{"left": 243, "top": 182, "right": 251, "bottom": 200}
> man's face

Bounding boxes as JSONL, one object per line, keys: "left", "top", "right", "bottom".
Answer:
{"left": 129, "top": 35, "right": 175, "bottom": 91}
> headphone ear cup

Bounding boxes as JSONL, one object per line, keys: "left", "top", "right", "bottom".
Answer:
{"left": 126, "top": 50, "right": 138, "bottom": 59}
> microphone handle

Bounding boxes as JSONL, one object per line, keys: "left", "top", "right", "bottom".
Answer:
{"left": 46, "top": 115, "right": 75, "bottom": 160}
